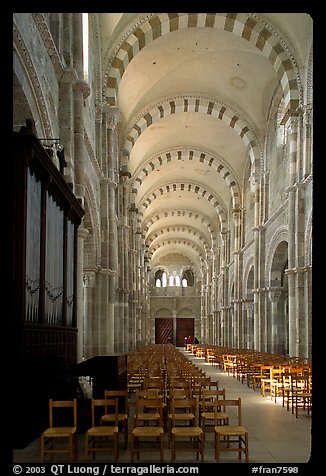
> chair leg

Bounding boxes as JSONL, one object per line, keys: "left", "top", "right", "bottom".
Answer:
{"left": 215, "top": 433, "right": 221, "bottom": 462}
{"left": 40, "top": 435, "right": 44, "bottom": 463}
{"left": 159, "top": 436, "right": 164, "bottom": 463}
{"left": 69, "top": 435, "right": 73, "bottom": 462}
{"left": 131, "top": 435, "right": 135, "bottom": 463}
{"left": 171, "top": 434, "right": 175, "bottom": 462}
{"left": 85, "top": 435, "right": 89, "bottom": 463}
{"left": 114, "top": 434, "right": 118, "bottom": 462}
{"left": 124, "top": 423, "right": 128, "bottom": 449}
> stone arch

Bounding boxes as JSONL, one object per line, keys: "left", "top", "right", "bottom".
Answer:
{"left": 176, "top": 307, "right": 195, "bottom": 318}
{"left": 243, "top": 256, "right": 255, "bottom": 299}
{"left": 243, "top": 257, "right": 255, "bottom": 349}
{"left": 154, "top": 308, "right": 173, "bottom": 318}
{"left": 268, "top": 239, "right": 289, "bottom": 355}
{"left": 124, "top": 96, "right": 261, "bottom": 177}
{"left": 139, "top": 180, "right": 228, "bottom": 230}
{"left": 143, "top": 208, "right": 217, "bottom": 250}
{"left": 146, "top": 225, "right": 210, "bottom": 255}
{"left": 13, "top": 24, "right": 52, "bottom": 138}
{"left": 149, "top": 237, "right": 205, "bottom": 260}
{"left": 130, "top": 147, "right": 241, "bottom": 210}
{"left": 265, "top": 226, "right": 288, "bottom": 285}
{"left": 105, "top": 13, "right": 301, "bottom": 116}
{"left": 181, "top": 267, "right": 195, "bottom": 287}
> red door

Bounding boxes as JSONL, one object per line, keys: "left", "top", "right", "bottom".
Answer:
{"left": 155, "top": 318, "right": 173, "bottom": 344}
{"left": 176, "top": 318, "right": 194, "bottom": 347}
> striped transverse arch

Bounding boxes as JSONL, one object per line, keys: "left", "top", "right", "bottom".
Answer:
{"left": 124, "top": 96, "right": 261, "bottom": 178}
{"left": 105, "top": 12, "right": 301, "bottom": 115}
{"left": 149, "top": 237, "right": 205, "bottom": 260}
{"left": 146, "top": 225, "right": 210, "bottom": 254}
{"left": 130, "top": 148, "right": 241, "bottom": 210}
{"left": 138, "top": 181, "right": 228, "bottom": 230}
{"left": 143, "top": 208, "right": 218, "bottom": 250}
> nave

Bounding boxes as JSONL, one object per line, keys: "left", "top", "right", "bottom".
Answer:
{"left": 13, "top": 345, "right": 312, "bottom": 465}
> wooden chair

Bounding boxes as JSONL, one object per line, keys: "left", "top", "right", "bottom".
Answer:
{"left": 214, "top": 398, "right": 249, "bottom": 463}
{"left": 40, "top": 399, "right": 77, "bottom": 462}
{"left": 200, "top": 389, "right": 228, "bottom": 442}
{"left": 270, "top": 367, "right": 290, "bottom": 403}
{"left": 282, "top": 370, "right": 303, "bottom": 410}
{"left": 102, "top": 390, "right": 129, "bottom": 449}
{"left": 170, "top": 397, "right": 204, "bottom": 462}
{"left": 85, "top": 398, "right": 119, "bottom": 462}
{"left": 290, "top": 375, "right": 312, "bottom": 418}
{"left": 131, "top": 397, "right": 164, "bottom": 462}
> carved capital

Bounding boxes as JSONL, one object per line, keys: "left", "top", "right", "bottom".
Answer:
{"left": 61, "top": 67, "right": 79, "bottom": 85}
{"left": 83, "top": 271, "right": 96, "bottom": 288}
{"left": 103, "top": 105, "right": 120, "bottom": 130}
{"left": 285, "top": 113, "right": 299, "bottom": 135}
{"left": 75, "top": 79, "right": 91, "bottom": 99}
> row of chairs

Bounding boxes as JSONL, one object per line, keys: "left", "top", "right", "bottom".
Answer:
{"left": 131, "top": 346, "right": 249, "bottom": 462}
{"left": 187, "top": 344, "right": 312, "bottom": 419}
{"left": 40, "top": 344, "right": 249, "bottom": 463}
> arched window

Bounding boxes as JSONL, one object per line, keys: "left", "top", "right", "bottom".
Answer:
{"left": 182, "top": 269, "right": 194, "bottom": 286}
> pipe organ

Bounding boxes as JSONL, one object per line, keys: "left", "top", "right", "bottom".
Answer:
{"left": 12, "top": 130, "right": 84, "bottom": 447}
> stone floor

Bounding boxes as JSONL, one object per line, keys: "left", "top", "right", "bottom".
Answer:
{"left": 12, "top": 349, "right": 313, "bottom": 466}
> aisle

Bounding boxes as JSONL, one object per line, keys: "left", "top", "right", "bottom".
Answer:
{"left": 181, "top": 349, "right": 312, "bottom": 463}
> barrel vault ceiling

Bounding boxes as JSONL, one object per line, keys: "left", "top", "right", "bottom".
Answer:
{"left": 97, "top": 12, "right": 312, "bottom": 274}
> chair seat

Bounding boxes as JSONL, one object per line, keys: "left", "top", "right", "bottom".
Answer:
{"left": 87, "top": 426, "right": 118, "bottom": 436}
{"left": 43, "top": 427, "right": 76, "bottom": 437}
{"left": 172, "top": 427, "right": 203, "bottom": 437}
{"left": 215, "top": 425, "right": 247, "bottom": 436}
{"left": 132, "top": 427, "right": 164, "bottom": 437}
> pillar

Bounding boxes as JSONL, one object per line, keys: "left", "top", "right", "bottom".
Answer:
{"left": 76, "top": 227, "right": 88, "bottom": 362}
{"left": 82, "top": 269, "right": 96, "bottom": 360}
{"left": 284, "top": 113, "right": 299, "bottom": 357}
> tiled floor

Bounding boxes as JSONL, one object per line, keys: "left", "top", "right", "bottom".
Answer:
{"left": 13, "top": 349, "right": 312, "bottom": 465}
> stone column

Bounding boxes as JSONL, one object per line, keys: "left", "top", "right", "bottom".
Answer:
{"left": 302, "top": 106, "right": 313, "bottom": 179}
{"left": 76, "top": 227, "right": 88, "bottom": 362}
{"left": 135, "top": 226, "right": 142, "bottom": 348}
{"left": 253, "top": 232, "right": 264, "bottom": 351}
{"left": 252, "top": 175, "right": 260, "bottom": 351}
{"left": 268, "top": 287, "right": 282, "bottom": 354}
{"left": 71, "top": 13, "right": 90, "bottom": 361}
{"left": 285, "top": 114, "right": 299, "bottom": 357}
{"left": 305, "top": 265, "right": 312, "bottom": 359}
{"left": 243, "top": 299, "right": 254, "bottom": 349}
{"left": 83, "top": 270, "right": 96, "bottom": 360}
{"left": 120, "top": 161, "right": 131, "bottom": 352}
{"left": 105, "top": 107, "right": 120, "bottom": 352}
{"left": 129, "top": 204, "right": 138, "bottom": 350}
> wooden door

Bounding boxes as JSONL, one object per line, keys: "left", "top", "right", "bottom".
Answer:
{"left": 155, "top": 318, "right": 173, "bottom": 344}
{"left": 176, "top": 318, "right": 194, "bottom": 347}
